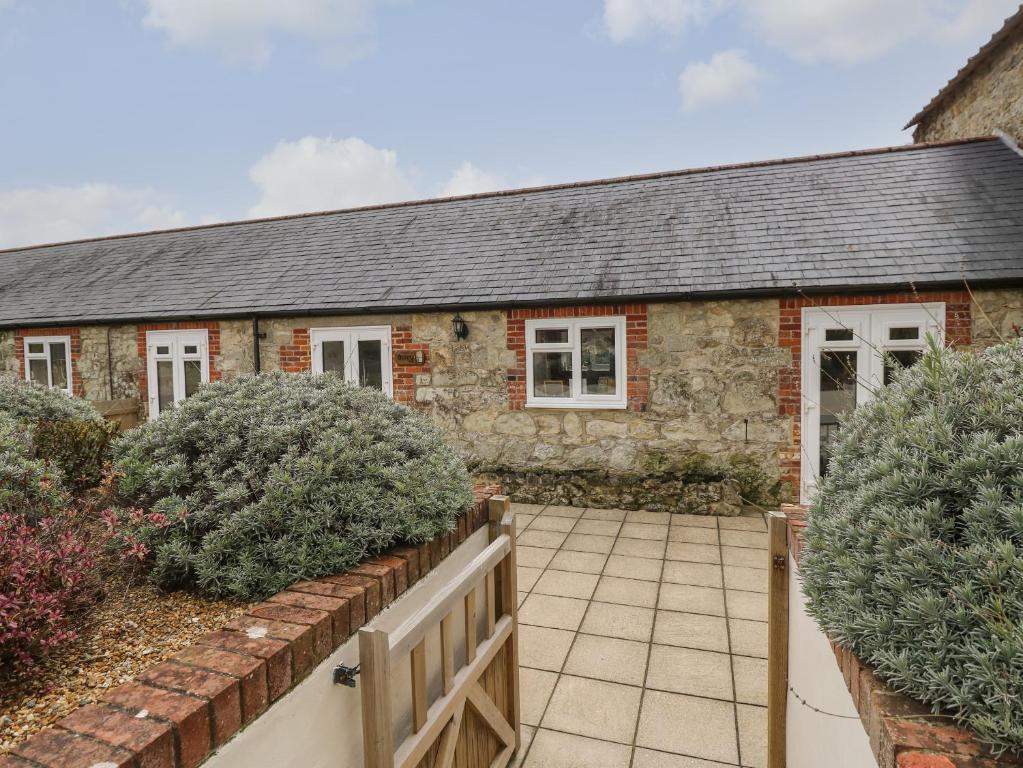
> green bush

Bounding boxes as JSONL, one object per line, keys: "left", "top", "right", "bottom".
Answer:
{"left": 33, "top": 418, "right": 119, "bottom": 494}
{"left": 800, "top": 339, "right": 1023, "bottom": 755}
{"left": 0, "top": 414, "right": 68, "bottom": 522}
{"left": 111, "top": 372, "right": 474, "bottom": 600}
{"left": 0, "top": 376, "right": 100, "bottom": 423}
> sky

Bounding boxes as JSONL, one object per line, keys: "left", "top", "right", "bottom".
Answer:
{"left": 0, "top": 0, "right": 1019, "bottom": 249}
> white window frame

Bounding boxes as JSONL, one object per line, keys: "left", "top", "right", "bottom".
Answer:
{"left": 525, "top": 316, "right": 627, "bottom": 409}
{"left": 146, "top": 329, "right": 210, "bottom": 420}
{"left": 310, "top": 326, "right": 393, "bottom": 397}
{"left": 800, "top": 303, "right": 944, "bottom": 503}
{"left": 23, "top": 335, "right": 73, "bottom": 394}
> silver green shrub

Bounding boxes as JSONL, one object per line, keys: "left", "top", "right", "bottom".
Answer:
{"left": 0, "top": 376, "right": 100, "bottom": 423}
{"left": 0, "top": 413, "right": 69, "bottom": 521}
{"left": 800, "top": 339, "right": 1023, "bottom": 755}
{"left": 111, "top": 372, "right": 474, "bottom": 601}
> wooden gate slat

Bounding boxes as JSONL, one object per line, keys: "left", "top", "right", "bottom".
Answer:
{"left": 466, "top": 683, "right": 514, "bottom": 747}
{"left": 411, "top": 639, "right": 428, "bottom": 733}
{"left": 435, "top": 703, "right": 464, "bottom": 768}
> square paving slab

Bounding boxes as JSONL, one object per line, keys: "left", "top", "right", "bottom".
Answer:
{"left": 512, "top": 503, "right": 769, "bottom": 768}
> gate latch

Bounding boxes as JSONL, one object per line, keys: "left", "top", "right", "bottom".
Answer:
{"left": 333, "top": 663, "right": 361, "bottom": 688}
{"left": 772, "top": 554, "right": 786, "bottom": 571}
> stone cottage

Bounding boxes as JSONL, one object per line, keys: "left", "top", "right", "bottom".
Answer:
{"left": 907, "top": 5, "right": 1023, "bottom": 143}
{"left": 1, "top": 137, "right": 1022, "bottom": 509}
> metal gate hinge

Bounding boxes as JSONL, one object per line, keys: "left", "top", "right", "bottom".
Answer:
{"left": 772, "top": 554, "right": 786, "bottom": 571}
{"left": 333, "top": 663, "right": 361, "bottom": 688}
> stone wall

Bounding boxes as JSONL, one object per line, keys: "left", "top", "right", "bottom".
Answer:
{"left": 971, "top": 287, "right": 1023, "bottom": 349}
{"left": 1, "top": 288, "right": 1020, "bottom": 510}
{"left": 913, "top": 25, "right": 1023, "bottom": 143}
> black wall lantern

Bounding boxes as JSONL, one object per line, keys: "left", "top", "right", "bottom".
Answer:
{"left": 452, "top": 313, "right": 469, "bottom": 340}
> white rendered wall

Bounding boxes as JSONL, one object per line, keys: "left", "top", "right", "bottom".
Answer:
{"left": 786, "top": 554, "right": 876, "bottom": 768}
{"left": 207, "top": 527, "right": 491, "bottom": 768}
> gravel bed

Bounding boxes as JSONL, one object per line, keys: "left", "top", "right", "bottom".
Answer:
{"left": 0, "top": 578, "right": 251, "bottom": 754}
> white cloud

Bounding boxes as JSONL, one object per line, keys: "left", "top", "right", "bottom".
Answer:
{"left": 678, "top": 48, "right": 763, "bottom": 110}
{"left": 0, "top": 184, "right": 192, "bottom": 250}
{"left": 247, "top": 136, "right": 417, "bottom": 218}
{"left": 142, "top": 0, "right": 377, "bottom": 64}
{"left": 603, "top": 0, "right": 726, "bottom": 42}
{"left": 440, "top": 162, "right": 506, "bottom": 197}
{"left": 601, "top": 0, "right": 1021, "bottom": 61}
{"left": 744, "top": 0, "right": 931, "bottom": 63}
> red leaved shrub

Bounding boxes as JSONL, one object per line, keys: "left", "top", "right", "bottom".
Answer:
{"left": 0, "top": 508, "right": 111, "bottom": 670}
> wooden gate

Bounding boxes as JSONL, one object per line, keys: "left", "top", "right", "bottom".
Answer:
{"left": 360, "top": 495, "right": 521, "bottom": 768}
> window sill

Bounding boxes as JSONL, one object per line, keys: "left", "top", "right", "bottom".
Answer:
{"left": 525, "top": 400, "right": 628, "bottom": 410}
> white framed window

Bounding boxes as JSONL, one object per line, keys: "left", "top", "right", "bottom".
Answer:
{"left": 310, "top": 326, "right": 393, "bottom": 396}
{"left": 525, "top": 316, "right": 627, "bottom": 409}
{"left": 24, "top": 336, "right": 73, "bottom": 394}
{"left": 800, "top": 303, "right": 943, "bottom": 503}
{"left": 146, "top": 330, "right": 210, "bottom": 420}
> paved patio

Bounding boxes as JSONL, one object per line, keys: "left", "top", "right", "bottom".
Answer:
{"left": 509, "top": 503, "right": 769, "bottom": 768}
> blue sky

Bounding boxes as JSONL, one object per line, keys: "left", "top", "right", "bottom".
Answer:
{"left": 0, "top": 0, "right": 1018, "bottom": 248}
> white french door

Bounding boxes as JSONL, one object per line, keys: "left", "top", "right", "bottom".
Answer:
{"left": 146, "top": 330, "right": 210, "bottom": 420}
{"left": 310, "top": 326, "right": 392, "bottom": 396}
{"left": 800, "top": 304, "right": 944, "bottom": 503}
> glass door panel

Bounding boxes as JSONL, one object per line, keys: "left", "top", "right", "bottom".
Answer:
{"left": 819, "top": 350, "right": 858, "bottom": 476}
{"left": 49, "top": 343, "right": 68, "bottom": 390}
{"left": 157, "top": 360, "right": 175, "bottom": 413}
{"left": 322, "top": 340, "right": 345, "bottom": 374}
{"left": 357, "top": 339, "right": 383, "bottom": 389}
{"left": 28, "top": 358, "right": 49, "bottom": 386}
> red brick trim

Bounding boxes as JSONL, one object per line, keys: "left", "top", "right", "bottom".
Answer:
{"left": 505, "top": 304, "right": 649, "bottom": 411}
{"left": 136, "top": 323, "right": 223, "bottom": 420}
{"left": 4, "top": 484, "right": 501, "bottom": 768}
{"left": 777, "top": 291, "right": 971, "bottom": 491}
{"left": 13, "top": 327, "right": 85, "bottom": 398}
{"left": 278, "top": 328, "right": 310, "bottom": 373}
{"left": 391, "top": 325, "right": 430, "bottom": 406}
{"left": 783, "top": 508, "right": 1022, "bottom": 768}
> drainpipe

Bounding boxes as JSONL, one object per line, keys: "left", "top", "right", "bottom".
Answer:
{"left": 252, "top": 316, "right": 263, "bottom": 374}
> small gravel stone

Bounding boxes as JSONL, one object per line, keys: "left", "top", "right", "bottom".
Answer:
{"left": 1, "top": 577, "right": 250, "bottom": 755}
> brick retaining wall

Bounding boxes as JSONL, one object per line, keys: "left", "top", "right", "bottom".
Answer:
{"left": 0, "top": 484, "right": 500, "bottom": 768}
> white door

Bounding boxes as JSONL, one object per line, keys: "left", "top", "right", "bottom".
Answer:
{"left": 146, "top": 330, "right": 210, "bottom": 419}
{"left": 800, "top": 304, "right": 943, "bottom": 503}
{"left": 310, "top": 326, "right": 392, "bottom": 396}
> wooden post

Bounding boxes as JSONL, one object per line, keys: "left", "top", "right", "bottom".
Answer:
{"left": 495, "top": 495, "right": 521, "bottom": 750}
{"left": 360, "top": 628, "right": 395, "bottom": 768}
{"left": 767, "top": 511, "right": 790, "bottom": 768}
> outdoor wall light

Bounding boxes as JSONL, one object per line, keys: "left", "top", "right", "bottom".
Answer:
{"left": 452, "top": 313, "right": 469, "bottom": 340}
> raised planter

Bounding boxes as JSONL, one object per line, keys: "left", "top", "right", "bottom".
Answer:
{"left": 783, "top": 506, "right": 1023, "bottom": 768}
{"left": 476, "top": 467, "right": 742, "bottom": 515}
{"left": 0, "top": 484, "right": 500, "bottom": 768}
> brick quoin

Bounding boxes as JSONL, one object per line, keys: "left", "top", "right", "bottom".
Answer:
{"left": 506, "top": 304, "right": 650, "bottom": 412}
{"left": 14, "top": 327, "right": 85, "bottom": 397}
{"left": 136, "top": 322, "right": 223, "bottom": 419}
{"left": 277, "top": 327, "right": 310, "bottom": 373}
{"left": 777, "top": 291, "right": 971, "bottom": 491}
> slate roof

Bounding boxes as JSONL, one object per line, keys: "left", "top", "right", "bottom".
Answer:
{"left": 1, "top": 137, "right": 1022, "bottom": 328}
{"left": 905, "top": 5, "right": 1023, "bottom": 130}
